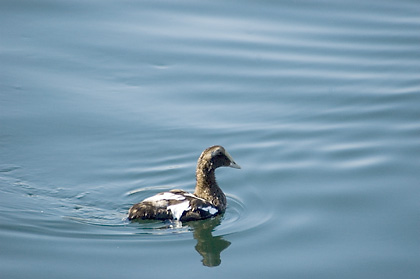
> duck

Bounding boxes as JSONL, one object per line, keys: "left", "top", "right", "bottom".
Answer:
{"left": 128, "top": 145, "right": 241, "bottom": 222}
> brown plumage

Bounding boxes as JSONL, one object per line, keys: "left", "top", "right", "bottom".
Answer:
{"left": 128, "top": 145, "right": 241, "bottom": 222}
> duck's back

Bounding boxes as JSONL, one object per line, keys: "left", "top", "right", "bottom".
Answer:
{"left": 128, "top": 189, "right": 220, "bottom": 222}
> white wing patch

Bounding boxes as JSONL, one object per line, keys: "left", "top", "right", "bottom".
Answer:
{"left": 144, "top": 192, "right": 185, "bottom": 203}
{"left": 143, "top": 192, "right": 187, "bottom": 208}
{"left": 140, "top": 191, "right": 217, "bottom": 220}
{"left": 183, "top": 193, "right": 206, "bottom": 202}
{"left": 200, "top": 206, "right": 218, "bottom": 215}
{"left": 167, "top": 201, "right": 191, "bottom": 220}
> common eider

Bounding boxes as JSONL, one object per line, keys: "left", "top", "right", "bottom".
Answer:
{"left": 128, "top": 145, "right": 241, "bottom": 222}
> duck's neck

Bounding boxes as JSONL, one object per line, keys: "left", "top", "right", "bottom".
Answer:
{"left": 194, "top": 165, "right": 226, "bottom": 212}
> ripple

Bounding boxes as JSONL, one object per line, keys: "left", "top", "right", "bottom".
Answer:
{"left": 123, "top": 193, "right": 272, "bottom": 239}
{"left": 126, "top": 187, "right": 272, "bottom": 236}
{"left": 0, "top": 164, "right": 20, "bottom": 173}
{"left": 215, "top": 194, "right": 273, "bottom": 236}
{"left": 1, "top": 168, "right": 272, "bottom": 242}
{"left": 18, "top": 185, "right": 271, "bottom": 241}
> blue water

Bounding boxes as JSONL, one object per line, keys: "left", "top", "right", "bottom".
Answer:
{"left": 1, "top": 0, "right": 419, "bottom": 278}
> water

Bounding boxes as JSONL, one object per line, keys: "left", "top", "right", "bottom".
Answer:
{"left": 1, "top": 0, "right": 419, "bottom": 278}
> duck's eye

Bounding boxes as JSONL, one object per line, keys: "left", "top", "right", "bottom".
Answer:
{"left": 211, "top": 149, "right": 223, "bottom": 157}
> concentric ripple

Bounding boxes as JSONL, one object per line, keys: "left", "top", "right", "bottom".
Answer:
{"left": 120, "top": 187, "right": 273, "bottom": 239}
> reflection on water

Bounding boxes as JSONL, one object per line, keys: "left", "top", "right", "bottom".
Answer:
{"left": 187, "top": 215, "right": 231, "bottom": 267}
{"left": 131, "top": 215, "right": 231, "bottom": 267}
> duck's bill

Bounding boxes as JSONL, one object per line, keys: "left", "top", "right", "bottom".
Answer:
{"left": 225, "top": 150, "right": 241, "bottom": 169}
{"left": 229, "top": 161, "right": 241, "bottom": 169}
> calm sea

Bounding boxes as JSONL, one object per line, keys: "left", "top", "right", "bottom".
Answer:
{"left": 1, "top": 0, "right": 419, "bottom": 278}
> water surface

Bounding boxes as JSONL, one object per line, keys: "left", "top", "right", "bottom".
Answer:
{"left": 1, "top": 0, "right": 419, "bottom": 278}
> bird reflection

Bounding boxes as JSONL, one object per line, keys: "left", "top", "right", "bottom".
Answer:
{"left": 131, "top": 215, "right": 231, "bottom": 267}
{"left": 187, "top": 215, "right": 231, "bottom": 267}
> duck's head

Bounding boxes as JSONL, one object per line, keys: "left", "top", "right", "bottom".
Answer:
{"left": 198, "top": 145, "right": 241, "bottom": 170}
